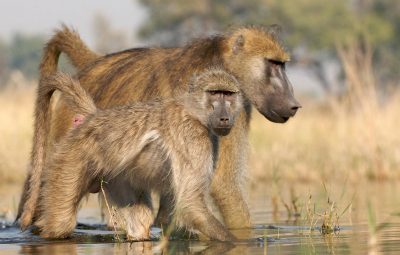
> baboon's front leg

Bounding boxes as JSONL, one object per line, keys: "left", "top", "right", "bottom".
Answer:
{"left": 173, "top": 161, "right": 235, "bottom": 241}
{"left": 211, "top": 112, "right": 251, "bottom": 229}
{"left": 175, "top": 193, "right": 236, "bottom": 242}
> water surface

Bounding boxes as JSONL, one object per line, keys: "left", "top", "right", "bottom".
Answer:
{"left": 1, "top": 181, "right": 399, "bottom": 254}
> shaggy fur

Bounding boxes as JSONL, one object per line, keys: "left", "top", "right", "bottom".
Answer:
{"left": 18, "top": 25, "right": 300, "bottom": 232}
{"left": 33, "top": 70, "right": 242, "bottom": 241}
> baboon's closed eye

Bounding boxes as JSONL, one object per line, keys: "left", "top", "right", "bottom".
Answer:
{"left": 267, "top": 59, "right": 286, "bottom": 69}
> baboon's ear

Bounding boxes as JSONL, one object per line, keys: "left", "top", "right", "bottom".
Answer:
{"left": 232, "top": 34, "right": 244, "bottom": 55}
{"left": 267, "top": 24, "right": 282, "bottom": 39}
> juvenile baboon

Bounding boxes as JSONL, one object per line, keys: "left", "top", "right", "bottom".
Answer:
{"left": 18, "top": 25, "right": 301, "bottom": 231}
{"left": 33, "top": 70, "right": 242, "bottom": 241}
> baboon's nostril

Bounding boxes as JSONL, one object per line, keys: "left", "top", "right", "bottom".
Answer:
{"left": 291, "top": 105, "right": 301, "bottom": 111}
{"left": 290, "top": 101, "right": 302, "bottom": 114}
{"left": 220, "top": 117, "right": 229, "bottom": 124}
{"left": 286, "top": 103, "right": 301, "bottom": 117}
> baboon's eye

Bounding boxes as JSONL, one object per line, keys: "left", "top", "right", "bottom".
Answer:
{"left": 207, "top": 90, "right": 235, "bottom": 96}
{"left": 222, "top": 91, "right": 234, "bottom": 96}
{"left": 267, "top": 59, "right": 285, "bottom": 69}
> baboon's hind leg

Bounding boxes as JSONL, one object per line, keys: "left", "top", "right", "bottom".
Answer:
{"left": 35, "top": 160, "right": 87, "bottom": 239}
{"left": 154, "top": 192, "right": 174, "bottom": 227}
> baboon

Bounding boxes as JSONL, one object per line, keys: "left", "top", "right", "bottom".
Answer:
{"left": 18, "top": 25, "right": 301, "bottom": 232}
{"left": 34, "top": 69, "right": 242, "bottom": 240}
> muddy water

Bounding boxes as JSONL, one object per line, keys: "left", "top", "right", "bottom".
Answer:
{"left": 1, "top": 181, "right": 400, "bottom": 254}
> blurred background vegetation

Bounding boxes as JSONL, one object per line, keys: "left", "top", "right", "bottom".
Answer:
{"left": 1, "top": 0, "right": 399, "bottom": 92}
{"left": 0, "top": 0, "right": 399, "bottom": 185}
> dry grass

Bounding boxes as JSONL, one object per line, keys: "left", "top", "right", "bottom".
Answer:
{"left": 249, "top": 40, "right": 400, "bottom": 184}
{"left": 0, "top": 85, "right": 35, "bottom": 184}
{"left": 249, "top": 93, "right": 400, "bottom": 184}
{"left": 1, "top": 60, "right": 399, "bottom": 186}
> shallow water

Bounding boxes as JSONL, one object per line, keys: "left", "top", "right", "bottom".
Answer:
{"left": 1, "top": 181, "right": 400, "bottom": 254}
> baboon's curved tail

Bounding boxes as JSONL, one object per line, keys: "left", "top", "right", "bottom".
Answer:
{"left": 40, "top": 24, "right": 99, "bottom": 77}
{"left": 18, "top": 73, "right": 96, "bottom": 230}
{"left": 40, "top": 73, "right": 97, "bottom": 116}
{"left": 17, "top": 25, "right": 98, "bottom": 228}
{"left": 18, "top": 76, "right": 55, "bottom": 229}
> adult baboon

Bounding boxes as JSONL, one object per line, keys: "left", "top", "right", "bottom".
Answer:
{"left": 18, "top": 25, "right": 301, "bottom": 231}
{"left": 34, "top": 70, "right": 242, "bottom": 240}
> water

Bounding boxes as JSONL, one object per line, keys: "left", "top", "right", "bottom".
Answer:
{"left": 1, "top": 181, "right": 399, "bottom": 254}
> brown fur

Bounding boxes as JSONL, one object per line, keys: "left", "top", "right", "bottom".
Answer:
{"left": 34, "top": 70, "right": 242, "bottom": 241}
{"left": 18, "top": 25, "right": 300, "bottom": 231}
{"left": 41, "top": 24, "right": 99, "bottom": 74}
{"left": 16, "top": 25, "right": 99, "bottom": 225}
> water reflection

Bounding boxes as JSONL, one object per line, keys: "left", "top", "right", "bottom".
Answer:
{"left": 16, "top": 241, "right": 235, "bottom": 255}
{"left": 1, "top": 182, "right": 400, "bottom": 254}
{"left": 1, "top": 222, "right": 400, "bottom": 254}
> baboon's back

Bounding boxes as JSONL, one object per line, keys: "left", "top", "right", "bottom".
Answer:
{"left": 80, "top": 38, "right": 224, "bottom": 105}
{"left": 51, "top": 38, "right": 225, "bottom": 141}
